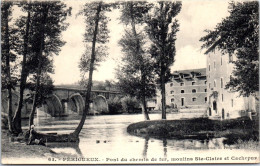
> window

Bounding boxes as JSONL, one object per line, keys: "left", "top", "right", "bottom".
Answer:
{"left": 181, "top": 98, "right": 184, "bottom": 106}
{"left": 192, "top": 98, "right": 196, "bottom": 102}
{"left": 214, "top": 80, "right": 216, "bottom": 87}
{"left": 205, "top": 81, "right": 207, "bottom": 84}
{"left": 209, "top": 83, "right": 211, "bottom": 88}
{"left": 209, "top": 65, "right": 210, "bottom": 71}
{"left": 180, "top": 82, "right": 184, "bottom": 86}
{"left": 231, "top": 99, "right": 234, "bottom": 107}
{"left": 192, "top": 89, "right": 196, "bottom": 93}
{"left": 205, "top": 89, "right": 207, "bottom": 92}
{"left": 205, "top": 97, "right": 207, "bottom": 103}
{"left": 170, "top": 83, "right": 173, "bottom": 87}
{"left": 170, "top": 90, "right": 174, "bottom": 94}
{"left": 181, "top": 90, "right": 185, "bottom": 93}
{"left": 192, "top": 82, "right": 195, "bottom": 85}
{"left": 222, "top": 94, "right": 224, "bottom": 102}
{"left": 171, "top": 98, "right": 174, "bottom": 102}
{"left": 221, "top": 78, "right": 223, "bottom": 88}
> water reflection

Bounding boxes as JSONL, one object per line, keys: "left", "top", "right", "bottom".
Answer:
{"left": 21, "top": 113, "right": 256, "bottom": 158}
{"left": 142, "top": 137, "right": 149, "bottom": 158}
{"left": 47, "top": 142, "right": 83, "bottom": 157}
{"left": 163, "top": 139, "right": 167, "bottom": 158}
{"left": 141, "top": 137, "right": 227, "bottom": 158}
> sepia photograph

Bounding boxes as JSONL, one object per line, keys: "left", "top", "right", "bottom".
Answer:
{"left": 1, "top": 0, "right": 259, "bottom": 164}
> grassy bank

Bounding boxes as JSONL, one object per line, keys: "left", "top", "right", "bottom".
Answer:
{"left": 127, "top": 117, "right": 259, "bottom": 143}
{"left": 1, "top": 130, "right": 78, "bottom": 162}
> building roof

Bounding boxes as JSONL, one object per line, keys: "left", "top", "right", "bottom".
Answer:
{"left": 172, "top": 68, "right": 206, "bottom": 79}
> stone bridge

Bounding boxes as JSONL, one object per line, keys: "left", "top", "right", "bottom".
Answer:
{"left": 44, "top": 87, "right": 121, "bottom": 116}
{"left": 1, "top": 87, "right": 121, "bottom": 118}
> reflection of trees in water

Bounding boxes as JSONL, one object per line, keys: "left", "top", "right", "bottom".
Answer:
{"left": 142, "top": 137, "right": 226, "bottom": 157}
{"left": 142, "top": 137, "right": 149, "bottom": 158}
{"left": 163, "top": 139, "right": 167, "bottom": 158}
{"left": 142, "top": 137, "right": 168, "bottom": 158}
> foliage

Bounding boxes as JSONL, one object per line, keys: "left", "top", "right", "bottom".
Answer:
{"left": 200, "top": 1, "right": 259, "bottom": 97}
{"left": 117, "top": 31, "right": 156, "bottom": 99}
{"left": 145, "top": 2, "right": 182, "bottom": 119}
{"left": 121, "top": 96, "right": 141, "bottom": 113}
{"left": 117, "top": 2, "right": 156, "bottom": 120}
{"left": 107, "top": 96, "right": 123, "bottom": 114}
{"left": 78, "top": 2, "right": 113, "bottom": 81}
{"left": 10, "top": 1, "right": 71, "bottom": 133}
{"left": 120, "top": 2, "right": 152, "bottom": 25}
{"left": 25, "top": 73, "right": 54, "bottom": 106}
{"left": 145, "top": 2, "right": 182, "bottom": 84}
{"left": 1, "top": 2, "right": 18, "bottom": 90}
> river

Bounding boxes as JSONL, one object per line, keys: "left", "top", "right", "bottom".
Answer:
{"left": 22, "top": 112, "right": 259, "bottom": 164}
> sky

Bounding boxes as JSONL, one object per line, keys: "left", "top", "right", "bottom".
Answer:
{"left": 51, "top": 0, "right": 230, "bottom": 85}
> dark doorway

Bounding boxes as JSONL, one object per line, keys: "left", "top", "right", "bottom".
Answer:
{"left": 181, "top": 98, "right": 184, "bottom": 106}
{"left": 213, "top": 101, "right": 217, "bottom": 111}
{"left": 222, "top": 109, "right": 225, "bottom": 119}
{"left": 209, "top": 108, "right": 212, "bottom": 116}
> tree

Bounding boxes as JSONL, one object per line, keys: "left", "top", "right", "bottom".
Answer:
{"left": 145, "top": 2, "right": 182, "bottom": 119}
{"left": 200, "top": 1, "right": 259, "bottom": 97}
{"left": 11, "top": 2, "right": 32, "bottom": 134}
{"left": 117, "top": 2, "right": 155, "bottom": 120}
{"left": 75, "top": 2, "right": 113, "bottom": 136}
{"left": 1, "top": 1, "right": 17, "bottom": 133}
{"left": 12, "top": 2, "right": 71, "bottom": 133}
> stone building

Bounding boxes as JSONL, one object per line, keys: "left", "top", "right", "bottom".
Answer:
{"left": 206, "top": 51, "right": 258, "bottom": 119}
{"left": 148, "top": 68, "right": 207, "bottom": 111}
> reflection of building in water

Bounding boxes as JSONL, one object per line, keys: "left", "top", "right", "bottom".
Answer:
{"left": 206, "top": 50, "right": 259, "bottom": 119}
{"left": 142, "top": 137, "right": 226, "bottom": 156}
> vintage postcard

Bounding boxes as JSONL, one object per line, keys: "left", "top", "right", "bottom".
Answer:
{"left": 1, "top": 0, "right": 259, "bottom": 164}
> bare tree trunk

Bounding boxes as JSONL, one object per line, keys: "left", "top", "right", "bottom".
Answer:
{"left": 2, "top": 3, "right": 14, "bottom": 133}
{"left": 13, "top": 9, "right": 31, "bottom": 134}
{"left": 141, "top": 94, "right": 150, "bottom": 120}
{"left": 72, "top": 2, "right": 102, "bottom": 137}
{"left": 161, "top": 67, "right": 166, "bottom": 120}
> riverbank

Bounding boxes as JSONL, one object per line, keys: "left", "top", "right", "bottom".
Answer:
{"left": 127, "top": 117, "right": 259, "bottom": 145}
{"left": 1, "top": 130, "right": 78, "bottom": 163}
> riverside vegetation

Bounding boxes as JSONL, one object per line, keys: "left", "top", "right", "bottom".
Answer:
{"left": 127, "top": 116, "right": 259, "bottom": 149}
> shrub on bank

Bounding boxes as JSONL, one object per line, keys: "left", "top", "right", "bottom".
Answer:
{"left": 121, "top": 96, "right": 141, "bottom": 114}
{"left": 107, "top": 97, "right": 123, "bottom": 114}
{"left": 127, "top": 117, "right": 259, "bottom": 140}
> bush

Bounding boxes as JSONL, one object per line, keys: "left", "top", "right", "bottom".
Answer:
{"left": 107, "top": 97, "right": 123, "bottom": 114}
{"left": 121, "top": 96, "right": 141, "bottom": 114}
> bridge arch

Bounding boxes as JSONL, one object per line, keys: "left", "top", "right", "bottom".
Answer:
{"left": 92, "top": 95, "right": 109, "bottom": 114}
{"left": 68, "top": 93, "right": 85, "bottom": 114}
{"left": 44, "top": 94, "right": 63, "bottom": 117}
